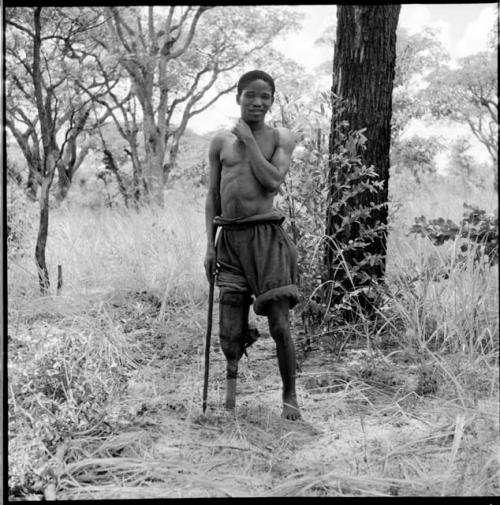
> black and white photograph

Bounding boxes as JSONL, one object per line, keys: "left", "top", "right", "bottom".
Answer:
{"left": 3, "top": 3, "right": 499, "bottom": 500}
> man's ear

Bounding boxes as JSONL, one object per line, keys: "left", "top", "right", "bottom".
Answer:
{"left": 236, "top": 93, "right": 241, "bottom": 105}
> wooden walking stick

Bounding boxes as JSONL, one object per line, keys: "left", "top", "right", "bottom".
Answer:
{"left": 203, "top": 224, "right": 217, "bottom": 413}
{"left": 202, "top": 273, "right": 215, "bottom": 413}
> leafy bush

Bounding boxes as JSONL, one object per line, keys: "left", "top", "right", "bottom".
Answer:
{"left": 409, "top": 204, "right": 498, "bottom": 267}
{"left": 448, "top": 136, "right": 489, "bottom": 190}
{"left": 277, "top": 93, "right": 388, "bottom": 322}
{"left": 391, "top": 134, "right": 443, "bottom": 183}
{"left": 6, "top": 163, "right": 37, "bottom": 260}
{"left": 169, "top": 159, "right": 208, "bottom": 188}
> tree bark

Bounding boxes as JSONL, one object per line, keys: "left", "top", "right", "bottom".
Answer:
{"left": 103, "top": 149, "right": 129, "bottom": 208}
{"left": 35, "top": 176, "right": 52, "bottom": 293}
{"left": 325, "top": 5, "right": 400, "bottom": 309}
{"left": 125, "top": 142, "right": 144, "bottom": 206}
{"left": 56, "top": 165, "right": 72, "bottom": 202}
{"left": 24, "top": 168, "right": 37, "bottom": 201}
{"left": 142, "top": 116, "right": 166, "bottom": 206}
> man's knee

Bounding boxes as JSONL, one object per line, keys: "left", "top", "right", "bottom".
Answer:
{"left": 267, "top": 301, "right": 290, "bottom": 342}
{"left": 269, "top": 320, "right": 290, "bottom": 342}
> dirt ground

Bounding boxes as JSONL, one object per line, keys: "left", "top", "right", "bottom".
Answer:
{"left": 8, "top": 292, "right": 500, "bottom": 499}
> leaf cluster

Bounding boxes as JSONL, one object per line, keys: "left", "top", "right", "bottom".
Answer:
{"left": 409, "top": 204, "right": 498, "bottom": 267}
{"left": 391, "top": 134, "right": 443, "bottom": 183}
{"left": 278, "top": 93, "right": 388, "bottom": 319}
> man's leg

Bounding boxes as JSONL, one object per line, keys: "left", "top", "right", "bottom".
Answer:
{"left": 267, "top": 299, "right": 301, "bottom": 420}
{"left": 219, "top": 291, "right": 250, "bottom": 410}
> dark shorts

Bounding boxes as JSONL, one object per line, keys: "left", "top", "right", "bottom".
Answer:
{"left": 214, "top": 210, "right": 300, "bottom": 316}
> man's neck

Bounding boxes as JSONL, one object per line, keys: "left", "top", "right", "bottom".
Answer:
{"left": 244, "top": 118, "right": 267, "bottom": 133}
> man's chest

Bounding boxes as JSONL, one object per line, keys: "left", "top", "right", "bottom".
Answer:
{"left": 220, "top": 134, "right": 276, "bottom": 167}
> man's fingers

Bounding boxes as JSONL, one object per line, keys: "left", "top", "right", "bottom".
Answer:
{"left": 204, "top": 262, "right": 216, "bottom": 282}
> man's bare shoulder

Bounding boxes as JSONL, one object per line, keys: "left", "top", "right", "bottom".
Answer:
{"left": 209, "top": 128, "right": 234, "bottom": 150}
{"left": 274, "top": 126, "right": 297, "bottom": 150}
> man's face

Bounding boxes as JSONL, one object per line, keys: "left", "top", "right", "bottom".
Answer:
{"left": 237, "top": 79, "right": 274, "bottom": 123}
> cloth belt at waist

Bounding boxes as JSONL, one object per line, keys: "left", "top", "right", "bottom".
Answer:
{"left": 213, "top": 210, "right": 285, "bottom": 230}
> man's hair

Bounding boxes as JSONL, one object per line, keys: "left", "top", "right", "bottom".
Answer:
{"left": 237, "top": 70, "right": 275, "bottom": 97}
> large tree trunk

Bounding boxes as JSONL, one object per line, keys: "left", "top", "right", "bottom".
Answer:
{"left": 143, "top": 118, "right": 166, "bottom": 206}
{"left": 325, "top": 5, "right": 400, "bottom": 311}
{"left": 26, "top": 169, "right": 38, "bottom": 201}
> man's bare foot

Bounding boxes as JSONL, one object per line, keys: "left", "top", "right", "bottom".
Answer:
{"left": 282, "top": 397, "right": 301, "bottom": 420}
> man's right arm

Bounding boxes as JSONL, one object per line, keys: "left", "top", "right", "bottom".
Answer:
{"left": 204, "top": 134, "right": 222, "bottom": 279}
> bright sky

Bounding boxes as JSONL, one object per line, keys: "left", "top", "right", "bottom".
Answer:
{"left": 188, "top": 3, "right": 497, "bottom": 135}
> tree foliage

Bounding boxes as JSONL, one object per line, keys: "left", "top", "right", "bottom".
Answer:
{"left": 391, "top": 135, "right": 443, "bottom": 183}
{"left": 5, "top": 7, "right": 115, "bottom": 291}
{"left": 5, "top": 7, "right": 112, "bottom": 202}
{"left": 391, "top": 27, "right": 450, "bottom": 140}
{"left": 423, "top": 51, "right": 498, "bottom": 188}
{"left": 410, "top": 204, "right": 498, "bottom": 268}
{"left": 91, "top": 5, "right": 302, "bottom": 206}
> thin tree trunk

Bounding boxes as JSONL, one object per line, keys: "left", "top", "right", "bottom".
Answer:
{"left": 36, "top": 177, "right": 52, "bottom": 293}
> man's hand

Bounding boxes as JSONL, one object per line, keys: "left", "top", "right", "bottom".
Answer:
{"left": 204, "top": 245, "right": 217, "bottom": 283}
{"left": 231, "top": 119, "right": 254, "bottom": 145}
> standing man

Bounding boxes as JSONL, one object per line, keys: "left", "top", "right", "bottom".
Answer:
{"left": 204, "top": 70, "right": 301, "bottom": 420}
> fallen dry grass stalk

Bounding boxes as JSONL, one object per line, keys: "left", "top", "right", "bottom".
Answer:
{"left": 268, "top": 469, "right": 426, "bottom": 497}
{"left": 59, "top": 452, "right": 257, "bottom": 498}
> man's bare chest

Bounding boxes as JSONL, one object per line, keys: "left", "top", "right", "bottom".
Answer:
{"left": 220, "top": 133, "right": 276, "bottom": 168}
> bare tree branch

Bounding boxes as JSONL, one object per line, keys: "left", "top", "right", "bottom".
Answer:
{"left": 108, "top": 7, "right": 133, "bottom": 53}
{"left": 5, "top": 18, "right": 35, "bottom": 37}
{"left": 190, "top": 83, "right": 238, "bottom": 117}
{"left": 167, "top": 6, "right": 211, "bottom": 59}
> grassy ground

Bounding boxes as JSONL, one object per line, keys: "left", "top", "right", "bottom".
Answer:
{"left": 7, "top": 178, "right": 499, "bottom": 499}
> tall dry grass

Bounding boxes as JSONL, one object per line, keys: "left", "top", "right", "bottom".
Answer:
{"left": 8, "top": 187, "right": 207, "bottom": 312}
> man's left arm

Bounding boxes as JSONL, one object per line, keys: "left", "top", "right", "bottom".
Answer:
{"left": 234, "top": 121, "right": 296, "bottom": 192}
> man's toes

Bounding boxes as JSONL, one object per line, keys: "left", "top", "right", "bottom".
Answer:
{"left": 282, "top": 403, "right": 301, "bottom": 421}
